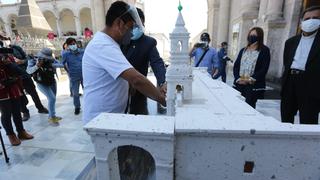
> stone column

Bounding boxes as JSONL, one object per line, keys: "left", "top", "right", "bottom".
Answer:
{"left": 4, "top": 22, "right": 12, "bottom": 37}
{"left": 216, "top": 0, "right": 230, "bottom": 45}
{"left": 207, "top": 0, "right": 220, "bottom": 47}
{"left": 90, "top": 0, "right": 105, "bottom": 33}
{"left": 75, "top": 16, "right": 82, "bottom": 37}
{"left": 56, "top": 17, "right": 62, "bottom": 37}
{"left": 266, "top": 0, "right": 284, "bottom": 21}
{"left": 258, "top": 0, "right": 268, "bottom": 22}
{"left": 238, "top": 0, "right": 259, "bottom": 48}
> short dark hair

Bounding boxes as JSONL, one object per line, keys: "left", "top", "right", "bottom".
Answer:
{"left": 302, "top": 6, "right": 320, "bottom": 19}
{"left": 62, "top": 42, "right": 67, "bottom": 50}
{"left": 66, "top": 37, "right": 76, "bottom": 45}
{"left": 137, "top": 8, "right": 145, "bottom": 24}
{"left": 200, "top": 32, "right": 211, "bottom": 42}
{"left": 221, "top": 42, "right": 228, "bottom": 46}
{"left": 247, "top": 27, "right": 264, "bottom": 50}
{"left": 105, "top": 1, "right": 133, "bottom": 27}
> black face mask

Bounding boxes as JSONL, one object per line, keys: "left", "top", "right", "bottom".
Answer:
{"left": 247, "top": 35, "right": 258, "bottom": 45}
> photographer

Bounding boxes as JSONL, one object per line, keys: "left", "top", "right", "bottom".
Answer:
{"left": 0, "top": 47, "right": 33, "bottom": 146}
{"left": 27, "top": 48, "right": 64, "bottom": 125}
{"left": 189, "top": 33, "right": 219, "bottom": 78}
{"left": 10, "top": 43, "right": 49, "bottom": 121}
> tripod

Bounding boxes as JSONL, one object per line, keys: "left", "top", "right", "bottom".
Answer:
{"left": 0, "top": 126, "right": 9, "bottom": 163}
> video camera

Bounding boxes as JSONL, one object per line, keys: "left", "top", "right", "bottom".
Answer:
{"left": 194, "top": 41, "right": 209, "bottom": 49}
{"left": 0, "top": 48, "right": 13, "bottom": 62}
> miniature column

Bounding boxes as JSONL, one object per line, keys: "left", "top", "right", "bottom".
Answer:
{"left": 75, "top": 16, "right": 82, "bottom": 37}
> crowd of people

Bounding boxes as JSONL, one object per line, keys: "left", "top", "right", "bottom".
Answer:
{"left": 0, "top": 1, "right": 319, "bottom": 149}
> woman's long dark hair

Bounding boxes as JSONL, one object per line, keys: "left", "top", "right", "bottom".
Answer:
{"left": 246, "top": 27, "right": 264, "bottom": 50}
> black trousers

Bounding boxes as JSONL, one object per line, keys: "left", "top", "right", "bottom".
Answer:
{"left": 0, "top": 98, "right": 25, "bottom": 135}
{"left": 281, "top": 74, "right": 320, "bottom": 124}
{"left": 129, "top": 91, "right": 148, "bottom": 115}
{"left": 235, "top": 84, "right": 261, "bottom": 108}
{"left": 20, "top": 77, "right": 45, "bottom": 113}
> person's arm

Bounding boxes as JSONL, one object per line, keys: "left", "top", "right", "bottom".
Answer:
{"left": 149, "top": 45, "right": 167, "bottom": 95}
{"left": 61, "top": 53, "right": 69, "bottom": 73}
{"left": 233, "top": 48, "right": 244, "bottom": 84}
{"left": 120, "top": 68, "right": 166, "bottom": 106}
{"left": 149, "top": 46, "right": 166, "bottom": 86}
{"left": 26, "top": 58, "right": 39, "bottom": 74}
{"left": 211, "top": 50, "right": 220, "bottom": 76}
{"left": 52, "top": 59, "right": 64, "bottom": 68}
{"left": 189, "top": 45, "right": 197, "bottom": 57}
{"left": 251, "top": 47, "right": 271, "bottom": 82}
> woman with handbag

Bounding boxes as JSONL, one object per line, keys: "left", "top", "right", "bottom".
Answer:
{"left": 233, "top": 27, "right": 271, "bottom": 108}
{"left": 27, "top": 48, "right": 64, "bottom": 125}
{"left": 0, "top": 48, "right": 33, "bottom": 145}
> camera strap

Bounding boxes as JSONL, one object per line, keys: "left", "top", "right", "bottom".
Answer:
{"left": 195, "top": 48, "right": 209, "bottom": 67}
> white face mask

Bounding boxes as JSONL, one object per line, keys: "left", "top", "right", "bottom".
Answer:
{"left": 301, "top": 19, "right": 320, "bottom": 33}
{"left": 69, "top": 44, "right": 78, "bottom": 51}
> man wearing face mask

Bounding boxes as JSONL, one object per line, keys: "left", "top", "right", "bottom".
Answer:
{"left": 122, "top": 8, "right": 166, "bottom": 115}
{"left": 82, "top": 1, "right": 166, "bottom": 124}
{"left": 62, "top": 37, "right": 84, "bottom": 115}
{"left": 189, "top": 32, "right": 219, "bottom": 78}
{"left": 216, "top": 42, "right": 233, "bottom": 83}
{"left": 281, "top": 6, "right": 320, "bottom": 124}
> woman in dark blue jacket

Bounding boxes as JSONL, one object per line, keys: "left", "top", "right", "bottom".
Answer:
{"left": 233, "top": 27, "right": 270, "bottom": 108}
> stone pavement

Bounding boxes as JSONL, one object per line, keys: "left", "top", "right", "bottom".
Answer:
{"left": 0, "top": 73, "right": 293, "bottom": 179}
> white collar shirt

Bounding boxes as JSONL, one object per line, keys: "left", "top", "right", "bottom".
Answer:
{"left": 291, "top": 32, "right": 317, "bottom": 70}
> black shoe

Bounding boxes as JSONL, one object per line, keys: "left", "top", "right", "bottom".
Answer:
{"left": 38, "top": 108, "right": 49, "bottom": 114}
{"left": 22, "top": 113, "right": 30, "bottom": 121}
{"left": 75, "top": 108, "right": 81, "bottom": 115}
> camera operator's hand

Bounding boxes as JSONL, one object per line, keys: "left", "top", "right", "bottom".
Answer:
{"left": 37, "top": 60, "right": 44, "bottom": 68}
{"left": 14, "top": 57, "right": 25, "bottom": 65}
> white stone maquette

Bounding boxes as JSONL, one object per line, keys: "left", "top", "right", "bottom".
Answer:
{"left": 166, "top": 11, "right": 193, "bottom": 116}
{"left": 84, "top": 10, "right": 320, "bottom": 180}
{"left": 85, "top": 69, "right": 320, "bottom": 180}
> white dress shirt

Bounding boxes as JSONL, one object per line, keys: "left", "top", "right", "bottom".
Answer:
{"left": 291, "top": 32, "right": 317, "bottom": 70}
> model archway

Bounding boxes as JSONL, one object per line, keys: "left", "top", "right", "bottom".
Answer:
{"left": 60, "top": 8, "right": 76, "bottom": 36}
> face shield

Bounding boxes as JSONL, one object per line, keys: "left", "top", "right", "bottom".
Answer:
{"left": 119, "top": 5, "right": 145, "bottom": 32}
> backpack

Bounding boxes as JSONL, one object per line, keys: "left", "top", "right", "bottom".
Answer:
{"left": 32, "top": 61, "right": 55, "bottom": 86}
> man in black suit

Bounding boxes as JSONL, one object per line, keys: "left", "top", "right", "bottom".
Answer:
{"left": 281, "top": 6, "right": 320, "bottom": 124}
{"left": 122, "top": 8, "right": 166, "bottom": 115}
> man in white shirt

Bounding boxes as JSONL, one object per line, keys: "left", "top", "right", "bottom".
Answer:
{"left": 281, "top": 6, "right": 320, "bottom": 124}
{"left": 82, "top": 1, "right": 166, "bottom": 124}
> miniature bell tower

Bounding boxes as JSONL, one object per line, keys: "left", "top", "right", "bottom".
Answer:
{"left": 166, "top": 1, "right": 193, "bottom": 116}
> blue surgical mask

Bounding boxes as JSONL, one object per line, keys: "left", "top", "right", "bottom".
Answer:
{"left": 131, "top": 27, "right": 143, "bottom": 40}
{"left": 69, "top": 45, "right": 78, "bottom": 51}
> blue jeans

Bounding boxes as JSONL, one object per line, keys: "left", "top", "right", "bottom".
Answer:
{"left": 71, "top": 79, "right": 82, "bottom": 108}
{"left": 37, "top": 82, "right": 57, "bottom": 118}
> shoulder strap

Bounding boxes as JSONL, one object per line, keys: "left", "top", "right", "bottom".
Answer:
{"left": 195, "top": 48, "right": 209, "bottom": 67}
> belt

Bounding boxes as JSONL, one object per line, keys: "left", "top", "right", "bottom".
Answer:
{"left": 290, "top": 69, "right": 304, "bottom": 75}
